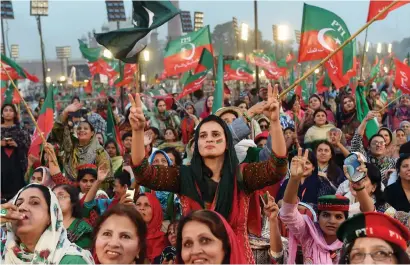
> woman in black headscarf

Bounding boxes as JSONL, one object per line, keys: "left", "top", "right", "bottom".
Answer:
{"left": 129, "top": 86, "right": 287, "bottom": 264}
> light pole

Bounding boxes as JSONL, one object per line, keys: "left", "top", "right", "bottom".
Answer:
{"left": 56, "top": 46, "right": 71, "bottom": 81}
{"left": 1, "top": 1, "right": 14, "bottom": 57}
{"left": 241, "top": 23, "right": 249, "bottom": 59}
{"left": 277, "top": 24, "right": 290, "bottom": 58}
{"left": 139, "top": 50, "right": 149, "bottom": 91}
{"left": 30, "top": 0, "right": 48, "bottom": 95}
{"left": 388, "top": 43, "right": 392, "bottom": 54}
{"left": 376, "top": 42, "right": 382, "bottom": 54}
{"left": 194, "top": 12, "right": 204, "bottom": 31}
{"left": 11, "top": 44, "right": 18, "bottom": 60}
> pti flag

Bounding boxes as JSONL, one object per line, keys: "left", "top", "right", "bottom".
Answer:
{"left": 194, "top": 48, "right": 214, "bottom": 74}
{"left": 394, "top": 59, "right": 410, "bottom": 94}
{"left": 224, "top": 60, "right": 254, "bottom": 83}
{"left": 247, "top": 52, "right": 278, "bottom": 72}
{"left": 298, "top": 3, "right": 354, "bottom": 89}
{"left": 367, "top": 0, "right": 410, "bottom": 22}
{"left": 1, "top": 54, "right": 39, "bottom": 83}
{"left": 28, "top": 85, "right": 56, "bottom": 158}
{"left": 177, "top": 71, "right": 208, "bottom": 100}
{"left": 95, "top": 1, "right": 180, "bottom": 63}
{"left": 164, "top": 26, "right": 213, "bottom": 76}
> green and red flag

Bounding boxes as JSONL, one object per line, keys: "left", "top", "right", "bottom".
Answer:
{"left": 107, "top": 102, "right": 125, "bottom": 155}
{"left": 164, "top": 25, "right": 213, "bottom": 76}
{"left": 394, "top": 59, "right": 410, "bottom": 94}
{"left": 115, "top": 63, "right": 137, "bottom": 88}
{"left": 95, "top": 1, "right": 180, "bottom": 63}
{"left": 247, "top": 52, "right": 278, "bottom": 72}
{"left": 194, "top": 48, "right": 214, "bottom": 74}
{"left": 177, "top": 71, "right": 208, "bottom": 100}
{"left": 1, "top": 80, "right": 21, "bottom": 105}
{"left": 1, "top": 54, "right": 39, "bottom": 83}
{"left": 212, "top": 48, "right": 224, "bottom": 113}
{"left": 224, "top": 60, "right": 254, "bottom": 83}
{"left": 84, "top": 79, "right": 94, "bottom": 95}
{"left": 286, "top": 53, "right": 295, "bottom": 63}
{"left": 28, "top": 85, "right": 56, "bottom": 158}
{"left": 356, "top": 85, "right": 378, "bottom": 139}
{"left": 367, "top": 0, "right": 410, "bottom": 22}
{"left": 298, "top": 3, "right": 354, "bottom": 89}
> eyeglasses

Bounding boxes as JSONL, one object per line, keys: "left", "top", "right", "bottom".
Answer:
{"left": 56, "top": 195, "right": 70, "bottom": 201}
{"left": 371, "top": 141, "right": 385, "bottom": 147}
{"left": 349, "top": 250, "right": 394, "bottom": 263}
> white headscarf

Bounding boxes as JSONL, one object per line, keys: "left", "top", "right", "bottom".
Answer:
{"left": 3, "top": 184, "right": 94, "bottom": 264}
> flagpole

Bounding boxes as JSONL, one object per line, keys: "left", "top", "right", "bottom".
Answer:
{"left": 359, "top": 28, "right": 369, "bottom": 80}
{"left": 378, "top": 95, "right": 402, "bottom": 113}
{"left": 279, "top": 0, "right": 399, "bottom": 98}
{"left": 1, "top": 64, "right": 50, "bottom": 155}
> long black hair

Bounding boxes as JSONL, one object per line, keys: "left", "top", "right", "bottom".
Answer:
{"left": 314, "top": 140, "right": 339, "bottom": 185}
{"left": 1, "top": 104, "right": 19, "bottom": 125}
{"left": 366, "top": 162, "right": 386, "bottom": 208}
{"left": 179, "top": 115, "right": 239, "bottom": 220}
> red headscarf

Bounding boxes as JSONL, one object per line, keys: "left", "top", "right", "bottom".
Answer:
{"left": 211, "top": 211, "right": 247, "bottom": 264}
{"left": 143, "top": 193, "right": 166, "bottom": 262}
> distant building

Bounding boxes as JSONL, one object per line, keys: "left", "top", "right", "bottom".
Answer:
{"left": 167, "top": 0, "right": 182, "bottom": 41}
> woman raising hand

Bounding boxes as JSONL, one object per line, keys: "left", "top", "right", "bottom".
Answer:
{"left": 129, "top": 85, "right": 288, "bottom": 264}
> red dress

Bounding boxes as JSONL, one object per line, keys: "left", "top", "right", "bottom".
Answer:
{"left": 132, "top": 152, "right": 288, "bottom": 264}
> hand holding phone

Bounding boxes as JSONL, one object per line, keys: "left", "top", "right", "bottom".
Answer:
{"left": 344, "top": 153, "right": 366, "bottom": 183}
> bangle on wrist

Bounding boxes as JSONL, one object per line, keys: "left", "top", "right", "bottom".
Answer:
{"left": 353, "top": 186, "right": 365, "bottom": 191}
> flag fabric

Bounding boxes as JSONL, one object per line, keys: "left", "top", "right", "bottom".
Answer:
{"left": 115, "top": 63, "right": 137, "bottom": 88}
{"left": 247, "top": 52, "right": 278, "bottom": 72}
{"left": 95, "top": 1, "right": 180, "bottom": 63}
{"left": 212, "top": 49, "right": 224, "bottom": 113}
{"left": 78, "top": 39, "right": 101, "bottom": 62}
{"left": 264, "top": 58, "right": 287, "bottom": 80}
{"left": 1, "top": 54, "right": 39, "bottom": 83}
{"left": 286, "top": 53, "right": 295, "bottom": 63}
{"left": 311, "top": 73, "right": 317, "bottom": 94}
{"left": 84, "top": 79, "right": 93, "bottom": 94}
{"left": 367, "top": 0, "right": 410, "bottom": 22}
{"left": 194, "top": 48, "right": 214, "bottom": 74}
{"left": 298, "top": 3, "right": 354, "bottom": 89}
{"left": 177, "top": 71, "right": 208, "bottom": 100}
{"left": 316, "top": 75, "right": 327, "bottom": 94}
{"left": 224, "top": 60, "right": 254, "bottom": 83}
{"left": 1, "top": 80, "right": 21, "bottom": 105}
{"left": 106, "top": 102, "right": 125, "bottom": 155}
{"left": 356, "top": 85, "right": 378, "bottom": 139}
{"left": 394, "top": 59, "right": 410, "bottom": 94}
{"left": 28, "top": 85, "right": 56, "bottom": 158}
{"left": 164, "top": 26, "right": 213, "bottom": 76}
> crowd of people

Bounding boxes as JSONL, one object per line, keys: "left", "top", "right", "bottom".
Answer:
{"left": 1, "top": 76, "right": 410, "bottom": 264}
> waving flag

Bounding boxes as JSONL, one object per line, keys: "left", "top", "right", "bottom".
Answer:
{"left": 107, "top": 102, "right": 125, "bottom": 155}
{"left": 367, "top": 0, "right": 410, "bottom": 22}
{"left": 394, "top": 59, "right": 410, "bottom": 94}
{"left": 96, "top": 1, "right": 180, "bottom": 63}
{"left": 115, "top": 63, "right": 137, "bottom": 88}
{"left": 1, "top": 80, "right": 21, "bottom": 104}
{"left": 177, "top": 71, "right": 208, "bottom": 100}
{"left": 1, "top": 54, "right": 39, "bottom": 83}
{"left": 247, "top": 52, "right": 278, "bottom": 72}
{"left": 164, "top": 26, "right": 213, "bottom": 76}
{"left": 28, "top": 85, "right": 56, "bottom": 158}
{"left": 194, "top": 48, "right": 214, "bottom": 74}
{"left": 298, "top": 3, "right": 354, "bottom": 89}
{"left": 224, "top": 60, "right": 254, "bottom": 83}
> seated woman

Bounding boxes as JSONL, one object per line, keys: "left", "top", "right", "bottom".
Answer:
{"left": 153, "top": 221, "right": 179, "bottom": 264}
{"left": 180, "top": 101, "right": 199, "bottom": 145}
{"left": 104, "top": 139, "right": 123, "bottom": 176}
{"left": 157, "top": 128, "right": 185, "bottom": 153}
{"left": 129, "top": 85, "right": 288, "bottom": 264}
{"left": 315, "top": 140, "right": 346, "bottom": 189}
{"left": 279, "top": 149, "right": 349, "bottom": 264}
{"left": 135, "top": 193, "right": 166, "bottom": 263}
{"left": 337, "top": 212, "right": 410, "bottom": 264}
{"left": 339, "top": 161, "right": 390, "bottom": 217}
{"left": 0, "top": 184, "right": 94, "bottom": 264}
{"left": 351, "top": 111, "right": 396, "bottom": 183}
{"left": 392, "top": 129, "right": 407, "bottom": 159}
{"left": 51, "top": 101, "right": 112, "bottom": 189}
{"left": 337, "top": 95, "right": 360, "bottom": 147}
{"left": 93, "top": 204, "right": 147, "bottom": 264}
{"left": 28, "top": 166, "right": 55, "bottom": 188}
{"left": 304, "top": 109, "right": 336, "bottom": 147}
{"left": 384, "top": 154, "right": 410, "bottom": 212}
{"left": 52, "top": 184, "right": 93, "bottom": 249}
{"left": 378, "top": 127, "right": 395, "bottom": 158}
{"left": 176, "top": 210, "right": 247, "bottom": 264}
{"left": 277, "top": 149, "right": 336, "bottom": 205}
{"left": 162, "top": 147, "right": 183, "bottom": 167}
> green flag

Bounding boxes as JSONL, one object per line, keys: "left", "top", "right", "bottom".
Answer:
{"left": 312, "top": 73, "right": 317, "bottom": 95}
{"left": 78, "top": 39, "right": 101, "bottom": 62}
{"left": 1, "top": 80, "right": 20, "bottom": 105}
{"left": 107, "top": 102, "right": 124, "bottom": 155}
{"left": 212, "top": 48, "right": 224, "bottom": 113}
{"left": 356, "top": 85, "right": 378, "bottom": 139}
{"left": 286, "top": 67, "right": 296, "bottom": 102}
{"left": 95, "top": 1, "right": 180, "bottom": 63}
{"left": 1, "top": 54, "right": 39, "bottom": 82}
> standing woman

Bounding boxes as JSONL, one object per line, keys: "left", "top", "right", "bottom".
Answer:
{"left": 199, "top": 96, "right": 214, "bottom": 120}
{"left": 338, "top": 95, "right": 360, "bottom": 147}
{"left": 53, "top": 184, "right": 93, "bottom": 249}
{"left": 92, "top": 204, "right": 147, "bottom": 264}
{"left": 0, "top": 184, "right": 94, "bottom": 264}
{"left": 51, "top": 102, "right": 112, "bottom": 187}
{"left": 176, "top": 210, "right": 247, "bottom": 264}
{"left": 129, "top": 85, "right": 287, "bottom": 264}
{"left": 180, "top": 102, "right": 199, "bottom": 145}
{"left": 135, "top": 193, "right": 166, "bottom": 263}
{"left": 1, "top": 104, "right": 30, "bottom": 202}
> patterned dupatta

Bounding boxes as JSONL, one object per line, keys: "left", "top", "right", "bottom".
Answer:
{"left": 2, "top": 184, "right": 94, "bottom": 264}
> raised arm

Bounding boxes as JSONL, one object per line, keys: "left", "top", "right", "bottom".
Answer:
{"left": 129, "top": 94, "right": 180, "bottom": 193}
{"left": 84, "top": 162, "right": 109, "bottom": 203}
{"left": 357, "top": 111, "right": 378, "bottom": 137}
{"left": 263, "top": 192, "right": 283, "bottom": 256}
{"left": 44, "top": 143, "right": 76, "bottom": 186}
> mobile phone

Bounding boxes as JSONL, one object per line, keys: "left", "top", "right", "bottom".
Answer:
{"left": 344, "top": 153, "right": 365, "bottom": 182}
{"left": 3, "top": 138, "right": 12, "bottom": 141}
{"left": 126, "top": 189, "right": 135, "bottom": 198}
{"left": 260, "top": 193, "right": 268, "bottom": 206}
